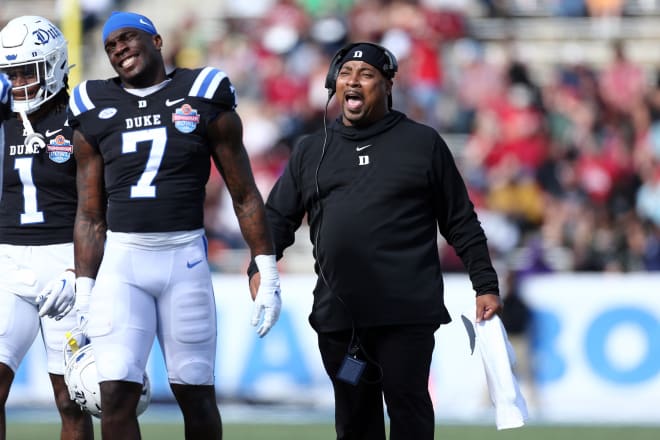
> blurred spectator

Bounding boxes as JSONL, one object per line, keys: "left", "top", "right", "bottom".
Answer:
{"left": 346, "top": 0, "right": 385, "bottom": 41}
{"left": 598, "top": 40, "right": 646, "bottom": 118}
{"left": 636, "top": 160, "right": 660, "bottom": 226}
{"left": 543, "top": 57, "right": 599, "bottom": 154}
{"left": 642, "top": 224, "right": 660, "bottom": 270}
{"left": 449, "top": 38, "right": 505, "bottom": 133}
{"left": 485, "top": 158, "right": 545, "bottom": 232}
{"left": 483, "top": 82, "right": 549, "bottom": 173}
{"left": 265, "top": 0, "right": 312, "bottom": 31}
{"left": 385, "top": 3, "right": 447, "bottom": 128}
{"left": 163, "top": 13, "right": 206, "bottom": 70}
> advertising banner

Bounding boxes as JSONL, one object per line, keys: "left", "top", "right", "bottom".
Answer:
{"left": 9, "top": 273, "right": 660, "bottom": 425}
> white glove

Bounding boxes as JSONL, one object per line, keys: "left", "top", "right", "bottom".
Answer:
{"left": 0, "top": 72, "right": 10, "bottom": 105}
{"left": 74, "top": 276, "right": 94, "bottom": 330}
{"left": 37, "top": 270, "right": 76, "bottom": 320}
{"left": 251, "top": 255, "right": 282, "bottom": 337}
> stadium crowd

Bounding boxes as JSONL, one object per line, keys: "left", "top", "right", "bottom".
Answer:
{"left": 138, "top": 0, "right": 660, "bottom": 281}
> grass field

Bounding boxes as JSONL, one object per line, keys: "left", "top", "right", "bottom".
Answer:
{"left": 6, "top": 423, "right": 660, "bottom": 439}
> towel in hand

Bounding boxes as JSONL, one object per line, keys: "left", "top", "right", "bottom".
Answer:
{"left": 462, "top": 311, "right": 529, "bottom": 430}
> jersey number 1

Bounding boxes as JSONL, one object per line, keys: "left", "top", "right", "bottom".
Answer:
{"left": 15, "top": 157, "right": 44, "bottom": 224}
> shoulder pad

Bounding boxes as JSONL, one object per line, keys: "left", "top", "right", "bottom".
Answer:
{"left": 188, "top": 67, "right": 230, "bottom": 99}
{"left": 68, "top": 80, "right": 95, "bottom": 117}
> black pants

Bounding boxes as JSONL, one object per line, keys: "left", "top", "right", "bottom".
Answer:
{"left": 317, "top": 324, "right": 438, "bottom": 440}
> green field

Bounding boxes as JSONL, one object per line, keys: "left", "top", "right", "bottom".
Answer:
{"left": 6, "top": 423, "right": 660, "bottom": 439}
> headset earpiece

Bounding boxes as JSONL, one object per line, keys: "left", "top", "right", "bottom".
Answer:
{"left": 325, "top": 45, "right": 351, "bottom": 97}
{"left": 325, "top": 42, "right": 398, "bottom": 98}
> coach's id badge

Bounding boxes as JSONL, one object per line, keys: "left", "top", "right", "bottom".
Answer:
{"left": 337, "top": 355, "right": 366, "bottom": 385}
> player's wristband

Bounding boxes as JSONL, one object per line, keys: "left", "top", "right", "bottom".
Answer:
{"left": 75, "top": 276, "right": 95, "bottom": 307}
{"left": 254, "top": 255, "right": 278, "bottom": 281}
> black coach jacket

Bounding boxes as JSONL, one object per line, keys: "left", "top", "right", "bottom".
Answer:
{"left": 259, "top": 110, "right": 499, "bottom": 333}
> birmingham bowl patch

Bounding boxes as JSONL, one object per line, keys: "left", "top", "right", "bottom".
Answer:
{"left": 47, "top": 134, "right": 73, "bottom": 163}
{"left": 172, "top": 104, "right": 200, "bottom": 133}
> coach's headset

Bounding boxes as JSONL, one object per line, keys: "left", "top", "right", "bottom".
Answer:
{"left": 324, "top": 41, "right": 398, "bottom": 104}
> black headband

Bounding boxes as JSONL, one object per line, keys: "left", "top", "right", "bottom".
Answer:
{"left": 338, "top": 43, "right": 395, "bottom": 79}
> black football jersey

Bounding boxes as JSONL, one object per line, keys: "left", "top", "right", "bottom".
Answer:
{"left": 0, "top": 108, "right": 76, "bottom": 245}
{"left": 67, "top": 67, "right": 237, "bottom": 233}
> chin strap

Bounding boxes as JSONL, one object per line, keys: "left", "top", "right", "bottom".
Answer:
{"left": 18, "top": 109, "right": 46, "bottom": 150}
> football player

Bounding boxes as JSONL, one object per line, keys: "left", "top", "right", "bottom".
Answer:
{"left": 0, "top": 16, "right": 93, "bottom": 440}
{"left": 68, "top": 11, "right": 282, "bottom": 440}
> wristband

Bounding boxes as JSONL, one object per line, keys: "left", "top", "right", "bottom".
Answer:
{"left": 75, "top": 276, "right": 95, "bottom": 307}
{"left": 254, "top": 255, "right": 278, "bottom": 281}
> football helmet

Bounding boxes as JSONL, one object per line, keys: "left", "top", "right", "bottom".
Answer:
{"left": 63, "top": 328, "right": 151, "bottom": 418}
{"left": 0, "top": 16, "right": 69, "bottom": 114}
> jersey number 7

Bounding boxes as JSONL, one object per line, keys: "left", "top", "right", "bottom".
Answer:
{"left": 121, "top": 127, "right": 167, "bottom": 198}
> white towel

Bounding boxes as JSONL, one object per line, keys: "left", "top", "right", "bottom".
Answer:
{"left": 463, "top": 311, "right": 529, "bottom": 430}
